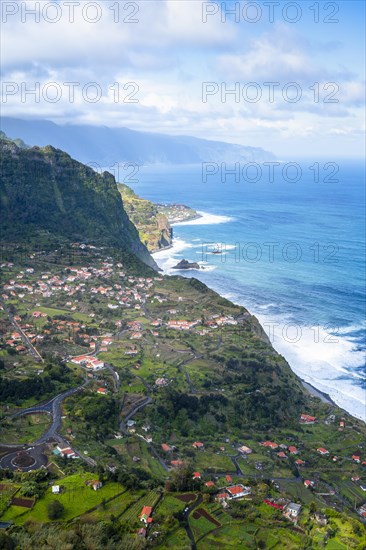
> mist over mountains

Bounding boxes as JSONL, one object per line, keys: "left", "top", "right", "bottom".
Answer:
{"left": 1, "top": 117, "right": 275, "bottom": 168}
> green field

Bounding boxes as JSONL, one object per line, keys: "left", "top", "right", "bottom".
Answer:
{"left": 0, "top": 483, "right": 20, "bottom": 514}
{"left": 0, "top": 413, "right": 51, "bottom": 444}
{"left": 1, "top": 473, "right": 123, "bottom": 524}
{"left": 119, "top": 489, "right": 161, "bottom": 524}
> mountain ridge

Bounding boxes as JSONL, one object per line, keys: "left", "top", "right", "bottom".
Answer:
{"left": 1, "top": 117, "right": 275, "bottom": 167}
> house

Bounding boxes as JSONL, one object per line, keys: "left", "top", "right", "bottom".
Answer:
{"left": 286, "top": 502, "right": 302, "bottom": 518}
{"left": 92, "top": 481, "right": 102, "bottom": 491}
{"left": 225, "top": 475, "right": 232, "bottom": 483}
{"left": 140, "top": 506, "right": 153, "bottom": 524}
{"left": 288, "top": 446, "right": 298, "bottom": 455}
{"left": 193, "top": 472, "right": 201, "bottom": 480}
{"left": 171, "top": 460, "right": 183, "bottom": 467}
{"left": 101, "top": 337, "right": 113, "bottom": 346}
{"left": 52, "top": 485, "right": 60, "bottom": 494}
{"left": 205, "top": 481, "right": 215, "bottom": 488}
{"left": 352, "top": 455, "right": 361, "bottom": 463}
{"left": 360, "top": 485, "right": 366, "bottom": 492}
{"left": 155, "top": 378, "right": 168, "bottom": 387}
{"left": 226, "top": 484, "right": 251, "bottom": 499}
{"left": 161, "top": 443, "right": 171, "bottom": 452}
{"left": 127, "top": 420, "right": 135, "bottom": 427}
{"left": 97, "top": 388, "right": 107, "bottom": 395}
{"left": 238, "top": 445, "right": 252, "bottom": 454}
{"left": 277, "top": 452, "right": 287, "bottom": 459}
{"left": 317, "top": 448, "right": 329, "bottom": 455}
{"left": 57, "top": 446, "right": 77, "bottom": 459}
{"left": 300, "top": 414, "right": 316, "bottom": 423}
{"left": 137, "top": 528, "right": 146, "bottom": 537}
{"left": 295, "top": 459, "right": 305, "bottom": 466}
{"left": 352, "top": 476, "right": 360, "bottom": 482}
{"left": 260, "top": 441, "right": 278, "bottom": 450}
{"left": 304, "top": 480, "right": 314, "bottom": 488}
{"left": 192, "top": 442, "right": 204, "bottom": 449}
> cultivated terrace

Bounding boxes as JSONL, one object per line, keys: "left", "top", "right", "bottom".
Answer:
{"left": 0, "top": 243, "right": 365, "bottom": 549}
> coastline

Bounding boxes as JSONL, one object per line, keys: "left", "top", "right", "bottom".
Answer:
{"left": 152, "top": 210, "right": 365, "bottom": 423}
{"left": 301, "top": 380, "right": 337, "bottom": 407}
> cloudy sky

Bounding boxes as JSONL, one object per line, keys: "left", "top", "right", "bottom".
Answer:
{"left": 1, "top": 0, "right": 365, "bottom": 158}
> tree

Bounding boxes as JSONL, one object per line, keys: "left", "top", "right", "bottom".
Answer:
{"left": 0, "top": 532, "right": 15, "bottom": 550}
{"left": 47, "top": 500, "right": 65, "bottom": 520}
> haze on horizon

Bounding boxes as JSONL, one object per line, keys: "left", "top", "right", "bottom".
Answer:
{"left": 1, "top": 0, "right": 365, "bottom": 159}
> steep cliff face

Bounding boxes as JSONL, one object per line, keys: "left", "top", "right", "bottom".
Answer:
{"left": 117, "top": 184, "right": 173, "bottom": 253}
{"left": 0, "top": 139, "right": 158, "bottom": 271}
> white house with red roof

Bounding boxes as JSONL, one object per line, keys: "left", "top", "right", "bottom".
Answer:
{"left": 140, "top": 506, "right": 153, "bottom": 525}
{"left": 225, "top": 484, "right": 251, "bottom": 499}
{"left": 300, "top": 414, "right": 316, "bottom": 423}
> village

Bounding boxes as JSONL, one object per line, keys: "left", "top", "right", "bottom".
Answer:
{"left": 0, "top": 243, "right": 365, "bottom": 548}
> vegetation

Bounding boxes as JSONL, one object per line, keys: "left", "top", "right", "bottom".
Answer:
{"left": 0, "top": 140, "right": 365, "bottom": 549}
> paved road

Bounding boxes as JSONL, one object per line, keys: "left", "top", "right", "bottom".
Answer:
{"left": 11, "top": 377, "right": 90, "bottom": 445}
{"left": 0, "top": 445, "right": 48, "bottom": 472}
{"left": 1, "top": 378, "right": 92, "bottom": 470}
{"left": 183, "top": 494, "right": 203, "bottom": 550}
{"left": 122, "top": 396, "right": 152, "bottom": 429}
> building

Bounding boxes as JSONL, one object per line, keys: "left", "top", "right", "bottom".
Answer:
{"left": 161, "top": 443, "right": 171, "bottom": 452}
{"left": 288, "top": 446, "right": 298, "bottom": 454}
{"left": 52, "top": 485, "right": 60, "bottom": 494}
{"left": 192, "top": 442, "right": 204, "bottom": 449}
{"left": 226, "top": 484, "right": 251, "bottom": 499}
{"left": 317, "top": 447, "right": 329, "bottom": 455}
{"left": 97, "top": 388, "right": 107, "bottom": 395}
{"left": 304, "top": 480, "right": 314, "bottom": 488}
{"left": 192, "top": 472, "right": 201, "bottom": 480}
{"left": 57, "top": 446, "right": 77, "bottom": 459}
{"left": 286, "top": 502, "right": 302, "bottom": 518}
{"left": 260, "top": 441, "right": 278, "bottom": 450}
{"left": 140, "top": 506, "right": 153, "bottom": 525}
{"left": 300, "top": 414, "right": 316, "bottom": 423}
{"left": 205, "top": 481, "right": 215, "bottom": 488}
{"left": 238, "top": 445, "right": 252, "bottom": 454}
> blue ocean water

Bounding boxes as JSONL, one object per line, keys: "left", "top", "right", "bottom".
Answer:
{"left": 131, "top": 162, "right": 366, "bottom": 420}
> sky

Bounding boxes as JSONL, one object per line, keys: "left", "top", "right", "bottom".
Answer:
{"left": 1, "top": 0, "right": 365, "bottom": 158}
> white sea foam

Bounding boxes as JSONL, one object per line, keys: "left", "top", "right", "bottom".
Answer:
{"left": 153, "top": 219, "right": 365, "bottom": 422}
{"left": 173, "top": 211, "right": 234, "bottom": 226}
{"left": 252, "top": 310, "right": 366, "bottom": 421}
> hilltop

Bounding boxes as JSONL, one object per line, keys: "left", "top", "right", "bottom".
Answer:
{"left": 0, "top": 139, "right": 157, "bottom": 271}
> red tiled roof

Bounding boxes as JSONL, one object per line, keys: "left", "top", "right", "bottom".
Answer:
{"left": 140, "top": 506, "right": 152, "bottom": 518}
{"left": 205, "top": 481, "right": 215, "bottom": 487}
{"left": 226, "top": 485, "right": 244, "bottom": 495}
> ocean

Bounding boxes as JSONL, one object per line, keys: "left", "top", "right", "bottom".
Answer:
{"left": 131, "top": 161, "right": 366, "bottom": 421}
